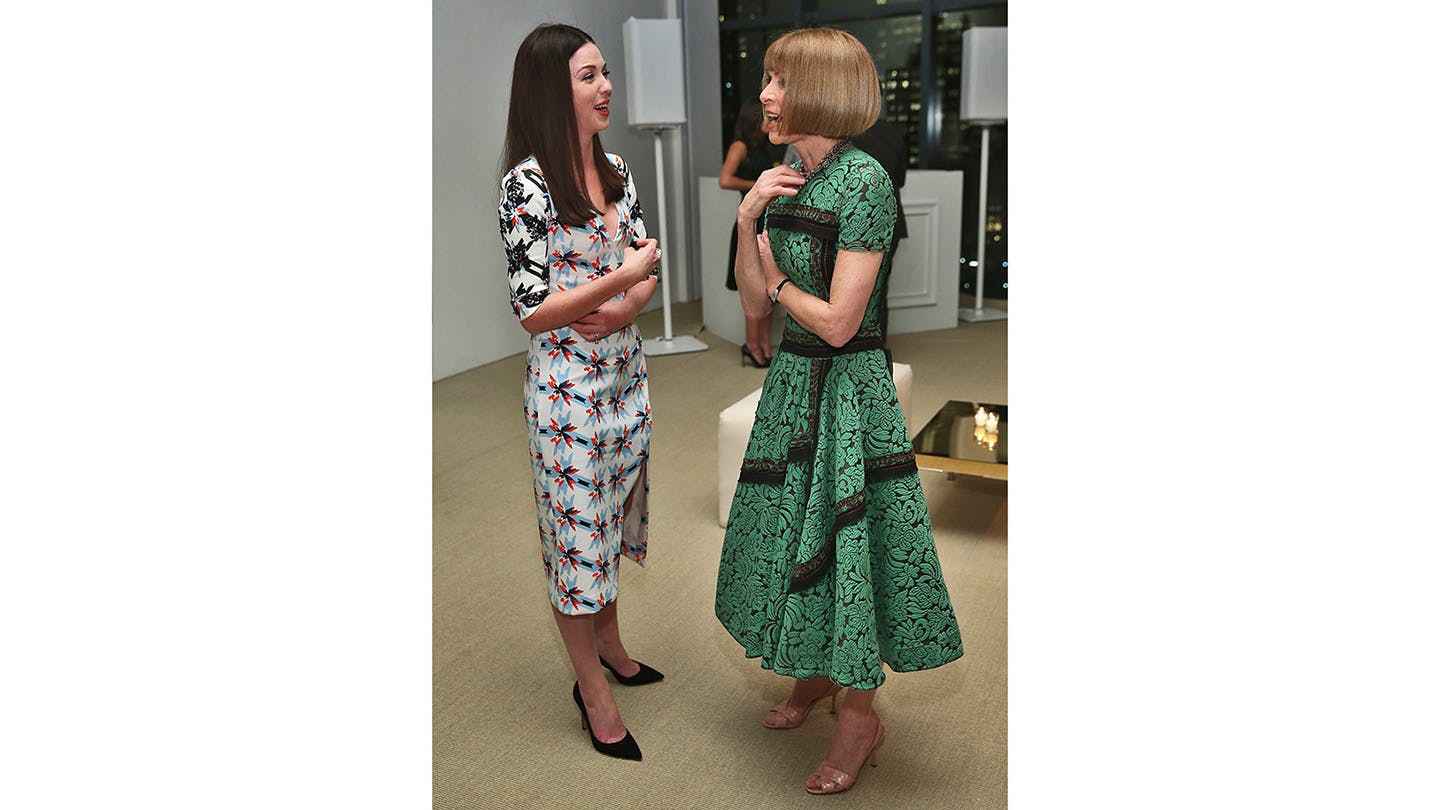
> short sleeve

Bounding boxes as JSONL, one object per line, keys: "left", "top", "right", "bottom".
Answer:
{"left": 835, "top": 160, "right": 896, "bottom": 253}
{"left": 498, "top": 164, "right": 553, "bottom": 320}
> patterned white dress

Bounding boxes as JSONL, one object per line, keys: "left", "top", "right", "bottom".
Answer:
{"left": 498, "top": 153, "right": 652, "bottom": 616}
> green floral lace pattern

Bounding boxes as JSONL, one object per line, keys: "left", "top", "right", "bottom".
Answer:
{"left": 714, "top": 148, "right": 963, "bottom": 690}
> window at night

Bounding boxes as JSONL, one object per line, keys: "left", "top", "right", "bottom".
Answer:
{"left": 717, "top": 0, "right": 1008, "bottom": 297}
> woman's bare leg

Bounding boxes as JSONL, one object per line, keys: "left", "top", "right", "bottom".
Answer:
{"left": 806, "top": 687, "right": 882, "bottom": 791}
{"left": 745, "top": 311, "right": 773, "bottom": 364}
{"left": 552, "top": 605, "right": 627, "bottom": 743}
{"left": 593, "top": 601, "right": 639, "bottom": 677}
{"left": 763, "top": 674, "right": 840, "bottom": 728}
{"left": 785, "top": 675, "right": 838, "bottom": 709}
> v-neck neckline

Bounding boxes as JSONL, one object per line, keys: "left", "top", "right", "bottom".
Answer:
{"left": 584, "top": 158, "right": 621, "bottom": 244}
{"left": 594, "top": 203, "right": 620, "bottom": 244}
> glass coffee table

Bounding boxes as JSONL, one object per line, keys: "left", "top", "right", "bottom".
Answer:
{"left": 911, "top": 400, "right": 1008, "bottom": 480}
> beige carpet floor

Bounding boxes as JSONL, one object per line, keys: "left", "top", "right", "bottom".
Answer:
{"left": 434, "top": 300, "right": 1008, "bottom": 809}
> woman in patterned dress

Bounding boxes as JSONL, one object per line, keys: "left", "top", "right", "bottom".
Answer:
{"left": 714, "top": 28, "right": 965, "bottom": 794}
{"left": 498, "top": 23, "right": 663, "bottom": 762}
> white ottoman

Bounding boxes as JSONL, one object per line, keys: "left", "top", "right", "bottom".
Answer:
{"left": 717, "top": 362, "right": 912, "bottom": 528}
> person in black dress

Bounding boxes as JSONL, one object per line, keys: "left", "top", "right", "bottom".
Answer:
{"left": 719, "top": 97, "right": 787, "bottom": 367}
{"left": 850, "top": 116, "right": 908, "bottom": 343}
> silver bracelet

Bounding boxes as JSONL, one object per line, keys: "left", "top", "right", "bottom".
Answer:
{"left": 769, "top": 278, "right": 791, "bottom": 304}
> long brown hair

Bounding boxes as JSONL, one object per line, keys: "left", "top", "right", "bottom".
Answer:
{"left": 501, "top": 24, "right": 625, "bottom": 225}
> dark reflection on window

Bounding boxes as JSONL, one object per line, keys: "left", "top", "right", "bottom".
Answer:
{"left": 838, "top": 15, "right": 923, "bottom": 167}
{"left": 936, "top": 6, "right": 1008, "bottom": 168}
{"left": 718, "top": 2, "right": 1009, "bottom": 298}
{"left": 718, "top": 28, "right": 791, "bottom": 149}
{"left": 799, "top": 0, "right": 898, "bottom": 13}
{"left": 958, "top": 124, "right": 1006, "bottom": 299}
{"left": 719, "top": 0, "right": 791, "bottom": 22}
{"left": 937, "top": 8, "right": 1008, "bottom": 299}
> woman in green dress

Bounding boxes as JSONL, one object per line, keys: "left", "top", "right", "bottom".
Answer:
{"left": 714, "top": 27, "right": 964, "bottom": 795}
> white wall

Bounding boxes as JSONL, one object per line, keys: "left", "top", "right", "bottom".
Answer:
{"left": 433, "top": 0, "right": 704, "bottom": 380}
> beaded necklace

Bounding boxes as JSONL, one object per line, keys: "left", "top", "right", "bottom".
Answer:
{"left": 797, "top": 139, "right": 852, "bottom": 180}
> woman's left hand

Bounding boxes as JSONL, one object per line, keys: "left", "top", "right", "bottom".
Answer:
{"left": 571, "top": 297, "right": 636, "bottom": 342}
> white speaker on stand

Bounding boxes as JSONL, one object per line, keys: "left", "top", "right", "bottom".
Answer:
{"left": 622, "top": 17, "right": 707, "bottom": 356}
{"left": 957, "top": 27, "right": 1008, "bottom": 323}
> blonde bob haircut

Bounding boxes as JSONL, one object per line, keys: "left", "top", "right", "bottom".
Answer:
{"left": 763, "top": 27, "right": 880, "bottom": 139}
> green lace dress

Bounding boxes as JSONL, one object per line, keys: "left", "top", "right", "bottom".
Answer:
{"left": 714, "top": 146, "right": 964, "bottom": 691}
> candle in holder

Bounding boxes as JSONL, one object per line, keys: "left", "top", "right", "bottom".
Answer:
{"left": 974, "top": 406, "right": 988, "bottom": 426}
{"left": 985, "top": 412, "right": 999, "bottom": 432}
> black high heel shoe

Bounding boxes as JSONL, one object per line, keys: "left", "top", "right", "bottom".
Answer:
{"left": 599, "top": 656, "right": 665, "bottom": 686}
{"left": 572, "top": 682, "right": 642, "bottom": 761}
{"left": 741, "top": 344, "right": 771, "bottom": 368}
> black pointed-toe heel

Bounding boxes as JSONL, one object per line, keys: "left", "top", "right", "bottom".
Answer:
{"left": 572, "top": 682, "right": 642, "bottom": 761}
{"left": 599, "top": 656, "right": 665, "bottom": 686}
{"left": 741, "top": 345, "right": 771, "bottom": 368}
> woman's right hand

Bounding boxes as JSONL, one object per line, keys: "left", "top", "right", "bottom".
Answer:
{"left": 737, "top": 165, "right": 805, "bottom": 222}
{"left": 756, "top": 231, "right": 784, "bottom": 289}
{"left": 621, "top": 237, "right": 661, "bottom": 283}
